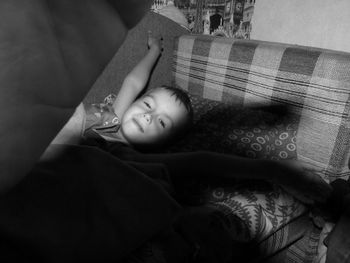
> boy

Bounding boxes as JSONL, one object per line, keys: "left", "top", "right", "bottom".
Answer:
{"left": 52, "top": 31, "right": 193, "bottom": 149}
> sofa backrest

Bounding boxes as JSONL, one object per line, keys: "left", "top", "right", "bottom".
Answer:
{"left": 84, "top": 12, "right": 188, "bottom": 105}
{"left": 173, "top": 34, "right": 350, "bottom": 182}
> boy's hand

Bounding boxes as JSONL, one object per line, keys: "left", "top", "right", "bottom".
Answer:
{"left": 147, "top": 31, "right": 163, "bottom": 52}
{"left": 272, "top": 160, "right": 333, "bottom": 205}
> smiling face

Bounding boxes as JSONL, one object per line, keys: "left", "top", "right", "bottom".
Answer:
{"left": 119, "top": 87, "right": 190, "bottom": 148}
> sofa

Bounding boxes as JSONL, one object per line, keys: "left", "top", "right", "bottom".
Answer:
{"left": 85, "top": 12, "right": 350, "bottom": 262}
{"left": 1, "top": 9, "right": 348, "bottom": 262}
{"left": 0, "top": 0, "right": 156, "bottom": 193}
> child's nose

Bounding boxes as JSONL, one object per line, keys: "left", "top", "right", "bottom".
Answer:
{"left": 143, "top": 113, "right": 151, "bottom": 123}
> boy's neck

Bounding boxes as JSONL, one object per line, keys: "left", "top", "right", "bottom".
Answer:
{"left": 115, "top": 129, "right": 130, "bottom": 145}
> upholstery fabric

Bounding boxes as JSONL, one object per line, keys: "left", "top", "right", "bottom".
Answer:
{"left": 84, "top": 12, "right": 188, "bottom": 105}
{"left": 168, "top": 94, "right": 299, "bottom": 161}
{"left": 177, "top": 178, "right": 306, "bottom": 242}
{"left": 173, "top": 34, "right": 350, "bottom": 183}
{"left": 0, "top": 0, "right": 153, "bottom": 192}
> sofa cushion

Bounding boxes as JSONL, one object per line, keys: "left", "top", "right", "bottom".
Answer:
{"left": 84, "top": 12, "right": 188, "bottom": 104}
{"left": 0, "top": 1, "right": 155, "bottom": 192}
{"left": 173, "top": 34, "right": 350, "bottom": 183}
{"left": 168, "top": 94, "right": 299, "bottom": 162}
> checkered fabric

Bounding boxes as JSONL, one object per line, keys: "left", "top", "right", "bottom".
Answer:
{"left": 173, "top": 34, "right": 350, "bottom": 183}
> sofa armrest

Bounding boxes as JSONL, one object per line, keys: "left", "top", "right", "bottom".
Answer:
{"left": 173, "top": 34, "right": 350, "bottom": 183}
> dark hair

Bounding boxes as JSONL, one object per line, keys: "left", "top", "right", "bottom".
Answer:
{"left": 155, "top": 85, "right": 194, "bottom": 143}
{"left": 160, "top": 85, "right": 193, "bottom": 120}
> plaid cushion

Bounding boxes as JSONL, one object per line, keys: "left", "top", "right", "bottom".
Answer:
{"left": 173, "top": 34, "right": 350, "bottom": 183}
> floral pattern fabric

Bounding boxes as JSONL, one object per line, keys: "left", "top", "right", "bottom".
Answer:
{"left": 168, "top": 94, "right": 306, "bottom": 242}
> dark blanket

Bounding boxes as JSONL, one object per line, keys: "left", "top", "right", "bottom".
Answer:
{"left": 0, "top": 144, "right": 180, "bottom": 263}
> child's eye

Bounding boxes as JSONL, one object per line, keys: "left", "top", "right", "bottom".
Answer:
{"left": 144, "top": 101, "right": 151, "bottom": 109}
{"left": 159, "top": 119, "right": 166, "bottom": 128}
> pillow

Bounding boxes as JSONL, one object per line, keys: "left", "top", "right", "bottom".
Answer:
{"left": 168, "top": 94, "right": 299, "bottom": 161}
{"left": 208, "top": 182, "right": 306, "bottom": 242}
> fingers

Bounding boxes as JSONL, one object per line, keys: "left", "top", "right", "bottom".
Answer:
{"left": 147, "top": 30, "right": 164, "bottom": 52}
{"left": 147, "top": 30, "right": 152, "bottom": 44}
{"left": 147, "top": 30, "right": 163, "bottom": 41}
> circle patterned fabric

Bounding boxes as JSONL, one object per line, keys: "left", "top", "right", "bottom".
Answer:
{"left": 168, "top": 94, "right": 298, "bottom": 161}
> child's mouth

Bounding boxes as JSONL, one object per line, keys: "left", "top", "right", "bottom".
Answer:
{"left": 132, "top": 118, "right": 144, "bottom": 133}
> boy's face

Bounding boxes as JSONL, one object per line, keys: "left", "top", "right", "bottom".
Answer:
{"left": 120, "top": 88, "right": 188, "bottom": 147}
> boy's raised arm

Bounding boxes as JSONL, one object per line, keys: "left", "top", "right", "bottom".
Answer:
{"left": 113, "top": 32, "right": 163, "bottom": 117}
